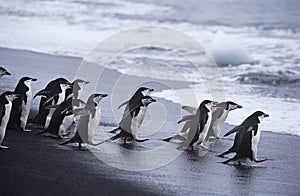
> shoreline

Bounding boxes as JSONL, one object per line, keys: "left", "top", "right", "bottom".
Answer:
{"left": 0, "top": 47, "right": 299, "bottom": 195}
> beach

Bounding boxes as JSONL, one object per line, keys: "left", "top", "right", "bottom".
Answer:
{"left": 0, "top": 48, "right": 299, "bottom": 195}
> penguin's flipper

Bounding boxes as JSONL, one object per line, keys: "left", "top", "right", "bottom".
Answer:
{"left": 72, "top": 98, "right": 86, "bottom": 107}
{"left": 135, "top": 138, "right": 149, "bottom": 142}
{"left": 43, "top": 95, "right": 56, "bottom": 106}
{"left": 44, "top": 104, "right": 58, "bottom": 110}
{"left": 117, "top": 101, "right": 129, "bottom": 110}
{"left": 91, "top": 133, "right": 122, "bottom": 146}
{"left": 109, "top": 127, "right": 121, "bottom": 133}
{"left": 60, "top": 140, "right": 72, "bottom": 145}
{"left": 224, "top": 126, "right": 245, "bottom": 137}
{"left": 73, "top": 108, "right": 90, "bottom": 116}
{"left": 34, "top": 90, "right": 50, "bottom": 99}
{"left": 178, "top": 115, "right": 194, "bottom": 124}
{"left": 182, "top": 106, "right": 197, "bottom": 114}
{"left": 254, "top": 158, "right": 268, "bottom": 163}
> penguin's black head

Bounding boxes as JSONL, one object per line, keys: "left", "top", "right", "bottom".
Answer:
{"left": 253, "top": 111, "right": 269, "bottom": 122}
{"left": 92, "top": 93, "right": 108, "bottom": 104}
{"left": 226, "top": 101, "right": 243, "bottom": 111}
{"left": 137, "top": 87, "right": 154, "bottom": 96}
{"left": 20, "top": 77, "right": 38, "bottom": 85}
{"left": 2, "top": 91, "right": 20, "bottom": 102}
{"left": 141, "top": 96, "right": 156, "bottom": 106}
{"left": 73, "top": 79, "right": 90, "bottom": 86}
{"left": 0, "top": 67, "right": 11, "bottom": 76}
{"left": 60, "top": 82, "right": 72, "bottom": 90}
{"left": 200, "top": 100, "right": 218, "bottom": 110}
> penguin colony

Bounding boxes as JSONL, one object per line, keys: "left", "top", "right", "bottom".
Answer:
{"left": 0, "top": 66, "right": 269, "bottom": 165}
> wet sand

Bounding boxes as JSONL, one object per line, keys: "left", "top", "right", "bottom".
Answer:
{"left": 0, "top": 48, "right": 299, "bottom": 195}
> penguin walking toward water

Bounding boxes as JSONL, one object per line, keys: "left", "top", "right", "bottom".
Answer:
{"left": 39, "top": 79, "right": 89, "bottom": 137}
{"left": 0, "top": 67, "right": 11, "bottom": 77}
{"left": 174, "top": 100, "right": 217, "bottom": 151}
{"left": 110, "top": 87, "right": 154, "bottom": 134}
{"left": 101, "top": 95, "right": 156, "bottom": 145}
{"left": 0, "top": 92, "right": 19, "bottom": 148}
{"left": 219, "top": 111, "right": 269, "bottom": 165}
{"left": 34, "top": 78, "right": 70, "bottom": 125}
{"left": 41, "top": 81, "right": 72, "bottom": 128}
{"left": 60, "top": 93, "right": 108, "bottom": 148}
{"left": 8, "top": 77, "right": 37, "bottom": 131}
{"left": 201, "top": 101, "right": 242, "bottom": 148}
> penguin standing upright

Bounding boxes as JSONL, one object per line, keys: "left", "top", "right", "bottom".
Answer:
{"left": 0, "top": 92, "right": 19, "bottom": 148}
{"left": 43, "top": 82, "right": 72, "bottom": 128}
{"left": 8, "top": 77, "right": 37, "bottom": 131}
{"left": 34, "top": 78, "right": 70, "bottom": 125}
{"left": 101, "top": 95, "right": 156, "bottom": 144}
{"left": 177, "top": 100, "right": 218, "bottom": 151}
{"left": 41, "top": 79, "right": 89, "bottom": 137}
{"left": 0, "top": 67, "right": 11, "bottom": 77}
{"left": 61, "top": 93, "right": 108, "bottom": 148}
{"left": 201, "top": 101, "right": 242, "bottom": 148}
{"left": 219, "top": 111, "right": 269, "bottom": 165}
{"left": 110, "top": 87, "right": 154, "bottom": 133}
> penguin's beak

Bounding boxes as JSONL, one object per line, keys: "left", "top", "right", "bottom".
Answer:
{"left": 66, "top": 83, "right": 72, "bottom": 89}
{"left": 31, "top": 78, "right": 38, "bottom": 82}
{"left": 149, "top": 88, "right": 154, "bottom": 92}
{"left": 5, "top": 71, "right": 11, "bottom": 76}
{"left": 84, "top": 81, "right": 90, "bottom": 84}
{"left": 237, "top": 105, "right": 243, "bottom": 109}
{"left": 151, "top": 98, "right": 157, "bottom": 102}
{"left": 264, "top": 114, "right": 269, "bottom": 117}
{"left": 101, "top": 94, "right": 108, "bottom": 97}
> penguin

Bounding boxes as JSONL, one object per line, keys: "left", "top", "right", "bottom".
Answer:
{"left": 0, "top": 92, "right": 19, "bottom": 148}
{"left": 43, "top": 82, "right": 72, "bottom": 128}
{"left": 34, "top": 78, "right": 70, "bottom": 125}
{"left": 0, "top": 67, "right": 11, "bottom": 77}
{"left": 40, "top": 79, "right": 89, "bottom": 137}
{"left": 201, "top": 101, "right": 242, "bottom": 148}
{"left": 60, "top": 93, "right": 108, "bottom": 148}
{"left": 219, "top": 111, "right": 269, "bottom": 165}
{"left": 8, "top": 77, "right": 37, "bottom": 131}
{"left": 110, "top": 87, "right": 154, "bottom": 133}
{"left": 100, "top": 95, "right": 156, "bottom": 145}
{"left": 176, "top": 100, "right": 218, "bottom": 151}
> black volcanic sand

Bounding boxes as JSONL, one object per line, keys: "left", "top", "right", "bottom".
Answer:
{"left": 0, "top": 48, "right": 299, "bottom": 195}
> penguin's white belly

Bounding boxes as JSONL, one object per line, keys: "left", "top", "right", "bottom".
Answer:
{"left": 251, "top": 124, "right": 262, "bottom": 159}
{"left": 212, "top": 111, "right": 228, "bottom": 137}
{"left": 198, "top": 112, "right": 212, "bottom": 143}
{"left": 87, "top": 106, "right": 101, "bottom": 143}
{"left": 58, "top": 115, "right": 74, "bottom": 136}
{"left": 0, "top": 103, "right": 12, "bottom": 144}
{"left": 45, "top": 108, "right": 55, "bottom": 128}
{"left": 20, "top": 91, "right": 32, "bottom": 129}
{"left": 130, "top": 106, "right": 146, "bottom": 136}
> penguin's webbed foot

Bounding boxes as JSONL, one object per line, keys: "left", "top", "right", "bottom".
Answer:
{"left": 22, "top": 128, "right": 32, "bottom": 132}
{"left": 254, "top": 158, "right": 268, "bottom": 163}
{"left": 0, "top": 145, "right": 9, "bottom": 149}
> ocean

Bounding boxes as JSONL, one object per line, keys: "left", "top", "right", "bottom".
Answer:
{"left": 0, "top": 0, "right": 299, "bottom": 136}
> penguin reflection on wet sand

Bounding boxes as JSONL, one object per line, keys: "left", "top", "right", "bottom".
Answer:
{"left": 0, "top": 67, "right": 11, "bottom": 77}
{"left": 0, "top": 92, "right": 19, "bottom": 149}
{"left": 61, "top": 93, "right": 107, "bottom": 148}
{"left": 101, "top": 95, "right": 156, "bottom": 145}
{"left": 219, "top": 111, "right": 269, "bottom": 165}
{"left": 8, "top": 77, "right": 37, "bottom": 131}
